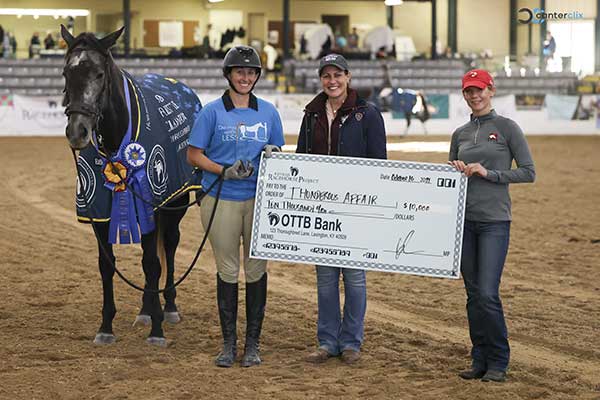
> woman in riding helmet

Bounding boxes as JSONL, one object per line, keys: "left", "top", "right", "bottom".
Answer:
{"left": 187, "top": 45, "right": 285, "bottom": 368}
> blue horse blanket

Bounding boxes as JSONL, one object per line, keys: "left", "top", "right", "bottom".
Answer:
{"left": 393, "top": 89, "right": 419, "bottom": 114}
{"left": 76, "top": 72, "right": 202, "bottom": 243}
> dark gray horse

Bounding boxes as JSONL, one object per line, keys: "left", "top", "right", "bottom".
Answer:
{"left": 61, "top": 25, "right": 202, "bottom": 346}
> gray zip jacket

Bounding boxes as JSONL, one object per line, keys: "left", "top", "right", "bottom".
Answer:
{"left": 449, "top": 110, "right": 535, "bottom": 222}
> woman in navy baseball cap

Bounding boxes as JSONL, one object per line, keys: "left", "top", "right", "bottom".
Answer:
{"left": 297, "top": 54, "right": 387, "bottom": 365}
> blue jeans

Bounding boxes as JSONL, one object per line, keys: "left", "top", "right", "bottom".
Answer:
{"left": 315, "top": 266, "right": 366, "bottom": 355}
{"left": 461, "top": 220, "right": 511, "bottom": 372}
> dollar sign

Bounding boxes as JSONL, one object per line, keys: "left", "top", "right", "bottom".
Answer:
{"left": 403, "top": 202, "right": 407, "bottom": 209}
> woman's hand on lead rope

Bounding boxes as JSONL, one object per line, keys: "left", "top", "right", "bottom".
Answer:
{"left": 448, "top": 160, "right": 488, "bottom": 178}
{"left": 222, "top": 160, "right": 254, "bottom": 180}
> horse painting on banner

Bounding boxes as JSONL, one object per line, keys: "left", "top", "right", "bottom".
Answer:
{"left": 61, "top": 25, "right": 203, "bottom": 346}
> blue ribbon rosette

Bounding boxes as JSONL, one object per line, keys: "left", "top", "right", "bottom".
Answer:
{"left": 101, "top": 74, "right": 156, "bottom": 244}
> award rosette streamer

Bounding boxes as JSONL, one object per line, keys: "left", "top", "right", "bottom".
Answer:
{"left": 103, "top": 142, "right": 155, "bottom": 244}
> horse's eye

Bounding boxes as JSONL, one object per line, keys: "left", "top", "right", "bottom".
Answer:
{"left": 96, "top": 72, "right": 104, "bottom": 80}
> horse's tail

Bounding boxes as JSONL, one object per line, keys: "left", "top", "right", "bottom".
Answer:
{"left": 157, "top": 218, "right": 167, "bottom": 287}
{"left": 418, "top": 93, "right": 431, "bottom": 123}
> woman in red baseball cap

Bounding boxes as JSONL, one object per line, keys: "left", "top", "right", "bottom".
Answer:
{"left": 448, "top": 69, "right": 536, "bottom": 382}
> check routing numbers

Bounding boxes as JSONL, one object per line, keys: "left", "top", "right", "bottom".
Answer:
{"left": 251, "top": 154, "right": 465, "bottom": 278}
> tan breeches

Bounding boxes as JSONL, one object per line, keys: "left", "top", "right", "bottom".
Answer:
{"left": 200, "top": 195, "right": 267, "bottom": 284}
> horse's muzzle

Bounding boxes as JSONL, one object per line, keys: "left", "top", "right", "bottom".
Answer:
{"left": 66, "top": 114, "right": 94, "bottom": 150}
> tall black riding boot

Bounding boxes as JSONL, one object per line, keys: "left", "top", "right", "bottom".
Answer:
{"left": 215, "top": 274, "right": 238, "bottom": 368}
{"left": 241, "top": 272, "right": 267, "bottom": 367}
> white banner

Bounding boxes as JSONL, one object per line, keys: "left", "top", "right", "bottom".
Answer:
{"left": 0, "top": 94, "right": 66, "bottom": 135}
{"left": 159, "top": 21, "right": 184, "bottom": 48}
{"left": 450, "top": 93, "right": 517, "bottom": 121}
{"left": 250, "top": 153, "right": 467, "bottom": 279}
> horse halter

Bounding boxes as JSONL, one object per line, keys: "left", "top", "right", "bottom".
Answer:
{"left": 63, "top": 43, "right": 113, "bottom": 145}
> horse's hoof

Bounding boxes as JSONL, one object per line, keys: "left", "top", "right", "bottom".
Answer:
{"left": 93, "top": 333, "right": 116, "bottom": 345}
{"left": 133, "top": 314, "right": 152, "bottom": 327}
{"left": 164, "top": 311, "right": 181, "bottom": 324}
{"left": 147, "top": 336, "right": 167, "bottom": 347}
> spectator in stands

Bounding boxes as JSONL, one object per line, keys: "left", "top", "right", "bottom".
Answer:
{"left": 448, "top": 69, "right": 535, "bottom": 383}
{"left": 9, "top": 32, "right": 16, "bottom": 58}
{"left": 187, "top": 45, "right": 284, "bottom": 369}
{"left": 443, "top": 46, "right": 453, "bottom": 59}
{"left": 347, "top": 27, "right": 359, "bottom": 49}
{"left": 297, "top": 54, "right": 387, "bottom": 365}
{"left": 375, "top": 46, "right": 387, "bottom": 59}
{"left": 543, "top": 31, "right": 556, "bottom": 70}
{"left": 168, "top": 47, "right": 183, "bottom": 57}
{"left": 29, "top": 32, "right": 41, "bottom": 58}
{"left": 30, "top": 32, "right": 41, "bottom": 46}
{"left": 299, "top": 34, "right": 308, "bottom": 56}
{"left": 0, "top": 25, "right": 4, "bottom": 46}
{"left": 44, "top": 33, "right": 56, "bottom": 50}
{"left": 334, "top": 29, "right": 347, "bottom": 49}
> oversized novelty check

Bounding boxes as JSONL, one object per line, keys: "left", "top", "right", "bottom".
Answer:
{"left": 250, "top": 153, "right": 467, "bottom": 279}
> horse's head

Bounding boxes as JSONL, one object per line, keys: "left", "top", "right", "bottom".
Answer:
{"left": 61, "top": 25, "right": 123, "bottom": 150}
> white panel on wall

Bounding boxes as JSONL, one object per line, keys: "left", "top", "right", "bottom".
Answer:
{"left": 209, "top": 9, "right": 244, "bottom": 29}
{"left": 546, "top": 0, "right": 596, "bottom": 19}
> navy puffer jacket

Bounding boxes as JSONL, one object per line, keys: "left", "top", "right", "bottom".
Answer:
{"left": 296, "top": 89, "right": 387, "bottom": 159}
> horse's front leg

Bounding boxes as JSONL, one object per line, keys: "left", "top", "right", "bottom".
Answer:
{"left": 161, "top": 193, "right": 189, "bottom": 324}
{"left": 404, "top": 113, "right": 411, "bottom": 136}
{"left": 140, "top": 229, "right": 166, "bottom": 346}
{"left": 94, "top": 222, "right": 117, "bottom": 345}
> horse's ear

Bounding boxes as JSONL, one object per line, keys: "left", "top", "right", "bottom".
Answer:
{"left": 99, "top": 26, "right": 124, "bottom": 50}
{"left": 61, "top": 24, "right": 75, "bottom": 48}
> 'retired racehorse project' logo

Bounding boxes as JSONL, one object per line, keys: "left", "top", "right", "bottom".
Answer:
{"left": 147, "top": 144, "right": 169, "bottom": 196}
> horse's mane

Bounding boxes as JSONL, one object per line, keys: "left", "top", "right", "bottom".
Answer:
{"left": 67, "top": 33, "right": 111, "bottom": 57}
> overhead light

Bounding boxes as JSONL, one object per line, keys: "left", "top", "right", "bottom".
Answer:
{"left": 385, "top": 0, "right": 403, "bottom": 5}
{"left": 33, "top": 15, "right": 39, "bottom": 19}
{"left": 0, "top": 8, "right": 90, "bottom": 17}
{"left": 207, "top": 0, "right": 224, "bottom": 3}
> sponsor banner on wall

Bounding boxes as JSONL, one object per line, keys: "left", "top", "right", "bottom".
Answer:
{"left": 0, "top": 94, "right": 66, "bottom": 135}
{"left": 573, "top": 95, "right": 598, "bottom": 120}
{"left": 545, "top": 94, "right": 580, "bottom": 120}
{"left": 427, "top": 94, "right": 449, "bottom": 119}
{"left": 515, "top": 94, "right": 546, "bottom": 110}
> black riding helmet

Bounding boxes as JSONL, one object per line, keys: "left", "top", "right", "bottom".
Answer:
{"left": 223, "top": 45, "right": 262, "bottom": 94}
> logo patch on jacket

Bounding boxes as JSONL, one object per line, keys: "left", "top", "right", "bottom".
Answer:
{"left": 488, "top": 132, "right": 498, "bottom": 142}
{"left": 355, "top": 112, "right": 363, "bottom": 121}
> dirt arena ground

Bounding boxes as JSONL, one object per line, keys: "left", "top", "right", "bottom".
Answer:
{"left": 0, "top": 135, "right": 598, "bottom": 400}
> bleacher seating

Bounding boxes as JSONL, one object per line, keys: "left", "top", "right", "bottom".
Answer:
{"left": 387, "top": 59, "right": 465, "bottom": 94}
{"left": 288, "top": 59, "right": 387, "bottom": 93}
{"left": 0, "top": 58, "right": 277, "bottom": 95}
{"left": 286, "top": 58, "right": 579, "bottom": 97}
{"left": 0, "top": 57, "right": 580, "bottom": 97}
{"left": 494, "top": 71, "right": 578, "bottom": 95}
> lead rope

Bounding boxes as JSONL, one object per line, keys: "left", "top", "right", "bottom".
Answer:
{"left": 72, "top": 148, "right": 224, "bottom": 294}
